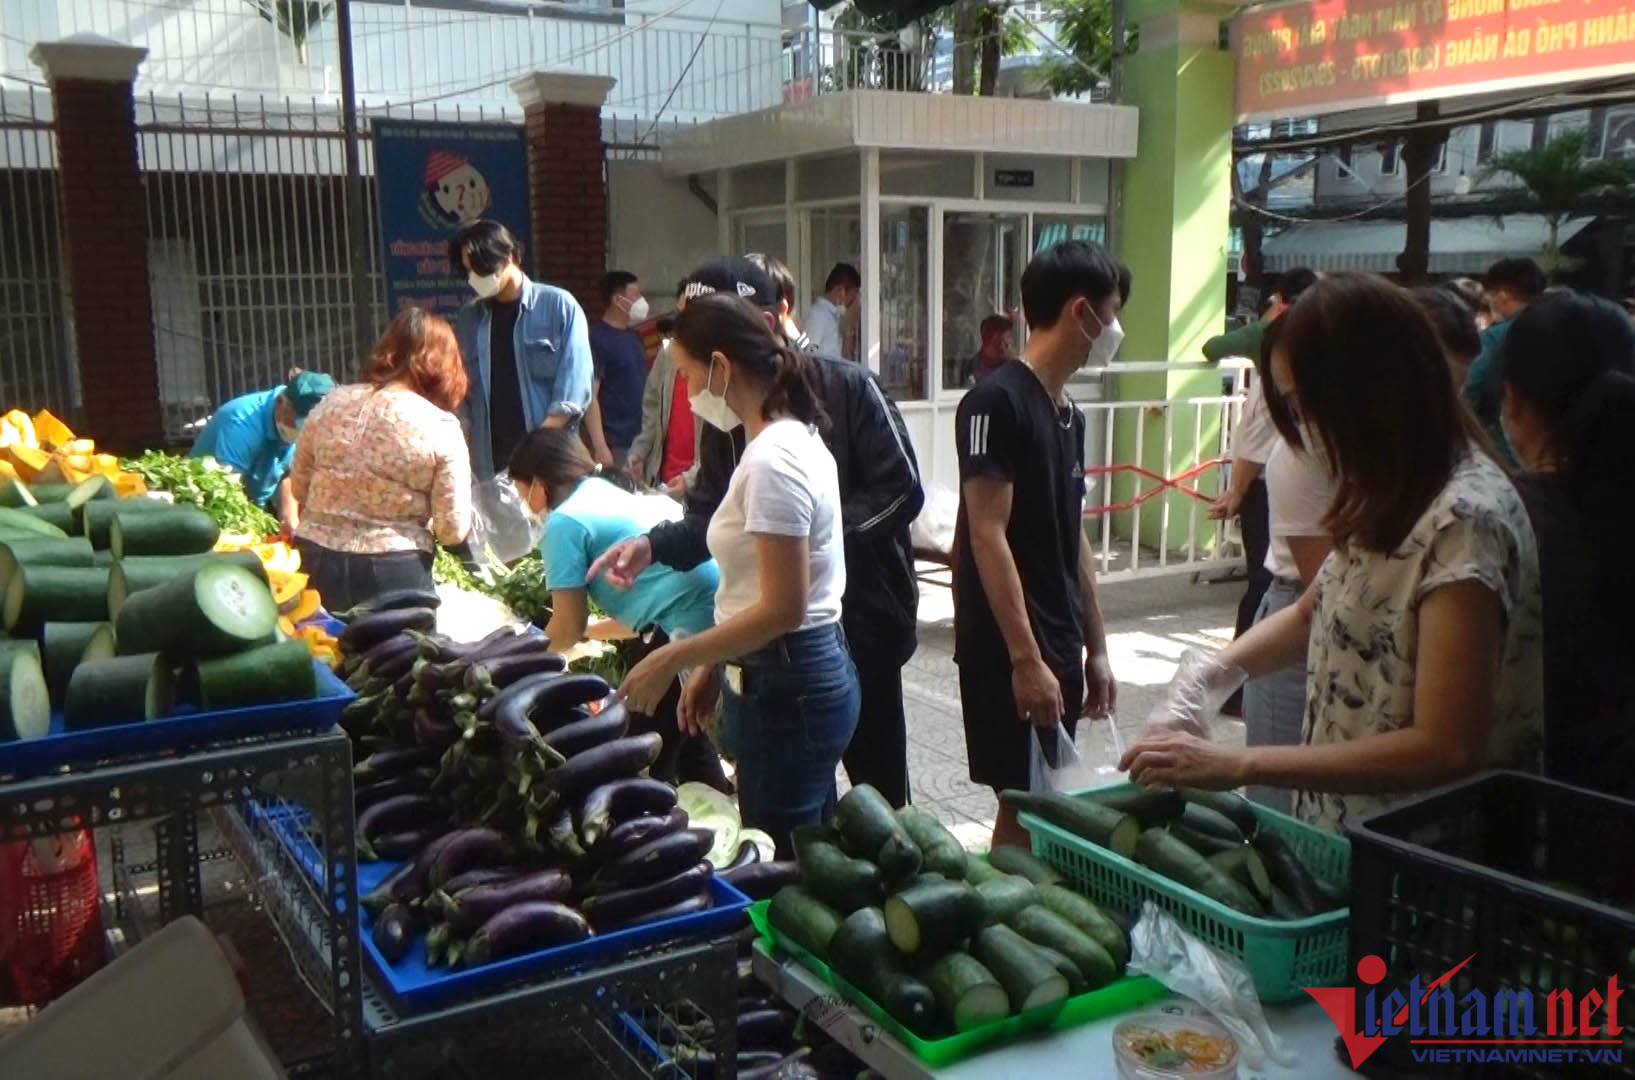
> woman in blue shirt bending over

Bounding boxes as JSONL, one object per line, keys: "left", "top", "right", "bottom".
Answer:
{"left": 191, "top": 370, "right": 335, "bottom": 531}
{"left": 508, "top": 428, "right": 731, "bottom": 792}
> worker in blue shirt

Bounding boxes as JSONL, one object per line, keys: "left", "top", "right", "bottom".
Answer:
{"left": 190, "top": 370, "right": 336, "bottom": 530}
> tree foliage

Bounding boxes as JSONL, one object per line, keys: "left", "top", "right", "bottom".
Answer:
{"left": 1038, "top": 0, "right": 1128, "bottom": 97}
{"left": 1485, "top": 128, "right": 1635, "bottom": 253}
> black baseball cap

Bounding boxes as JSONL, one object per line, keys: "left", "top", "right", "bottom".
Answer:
{"left": 680, "top": 256, "right": 778, "bottom": 311}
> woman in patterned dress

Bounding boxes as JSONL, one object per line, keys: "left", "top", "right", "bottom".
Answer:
{"left": 1121, "top": 274, "right": 1544, "bottom": 831}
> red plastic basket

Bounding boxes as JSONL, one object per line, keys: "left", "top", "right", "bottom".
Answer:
{"left": 0, "top": 832, "right": 106, "bottom": 1005}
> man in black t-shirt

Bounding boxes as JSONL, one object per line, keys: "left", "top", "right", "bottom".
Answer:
{"left": 954, "top": 240, "right": 1124, "bottom": 849}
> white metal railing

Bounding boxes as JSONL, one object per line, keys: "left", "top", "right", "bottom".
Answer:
{"left": 781, "top": 24, "right": 939, "bottom": 102}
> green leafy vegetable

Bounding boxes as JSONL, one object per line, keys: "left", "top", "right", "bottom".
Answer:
{"left": 120, "top": 452, "right": 278, "bottom": 537}
{"left": 492, "top": 554, "right": 549, "bottom": 625}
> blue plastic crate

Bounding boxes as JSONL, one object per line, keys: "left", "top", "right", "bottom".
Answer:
{"left": 0, "top": 659, "right": 354, "bottom": 779}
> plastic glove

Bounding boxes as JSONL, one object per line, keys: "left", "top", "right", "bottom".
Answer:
{"left": 1143, "top": 648, "right": 1248, "bottom": 739}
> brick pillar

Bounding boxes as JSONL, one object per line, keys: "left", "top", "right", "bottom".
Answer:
{"left": 31, "top": 35, "right": 162, "bottom": 452}
{"left": 511, "top": 72, "right": 616, "bottom": 317}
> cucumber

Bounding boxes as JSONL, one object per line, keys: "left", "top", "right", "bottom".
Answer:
{"left": 1181, "top": 788, "right": 1262, "bottom": 838}
{"left": 986, "top": 845, "right": 1062, "bottom": 886}
{"left": 0, "top": 644, "right": 50, "bottom": 742}
{"left": 1208, "top": 845, "right": 1273, "bottom": 901}
{"left": 84, "top": 499, "right": 174, "bottom": 550}
{"left": 1092, "top": 786, "right": 1186, "bottom": 828}
{"left": 64, "top": 475, "right": 115, "bottom": 517}
{"left": 1166, "top": 821, "right": 1245, "bottom": 858}
{"left": 27, "top": 484, "right": 74, "bottom": 503}
{"left": 41, "top": 621, "right": 114, "bottom": 705}
{"left": 963, "top": 853, "right": 1004, "bottom": 886}
{"left": 998, "top": 789, "right": 1139, "bottom": 857}
{"left": 108, "top": 551, "right": 268, "bottom": 620}
{"left": 920, "top": 951, "right": 1008, "bottom": 1032}
{"left": 1035, "top": 883, "right": 1129, "bottom": 969}
{"left": 767, "top": 885, "right": 845, "bottom": 960}
{"left": 1134, "top": 828, "right": 1266, "bottom": 916}
{"left": 792, "top": 828, "right": 883, "bottom": 914}
{"left": 1252, "top": 829, "right": 1344, "bottom": 915}
{"left": 897, "top": 806, "right": 966, "bottom": 878}
{"left": 1031, "top": 943, "right": 1087, "bottom": 995}
{"left": 192, "top": 641, "right": 316, "bottom": 710}
{"left": 16, "top": 502, "right": 76, "bottom": 535}
{"left": 1179, "top": 802, "right": 1245, "bottom": 843}
{"left": 829, "top": 907, "right": 937, "bottom": 1035}
{"left": 1011, "top": 905, "right": 1117, "bottom": 991}
{"left": 0, "top": 479, "right": 36, "bottom": 508}
{"left": 0, "top": 537, "right": 94, "bottom": 590}
{"left": 883, "top": 879, "right": 985, "bottom": 956}
{"left": 64, "top": 652, "right": 173, "bottom": 729}
{"left": 110, "top": 507, "right": 220, "bottom": 559}
{"left": 833, "top": 784, "right": 922, "bottom": 883}
{"left": 975, "top": 873, "right": 1038, "bottom": 926}
{"left": 7, "top": 565, "right": 112, "bottom": 634}
{"left": 1267, "top": 883, "right": 1307, "bottom": 920}
{"left": 114, "top": 561, "right": 278, "bottom": 659}
{"left": 0, "top": 507, "right": 68, "bottom": 539}
{"left": 970, "top": 923, "right": 1069, "bottom": 1014}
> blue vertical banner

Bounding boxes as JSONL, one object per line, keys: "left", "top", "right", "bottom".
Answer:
{"left": 372, "top": 119, "right": 532, "bottom": 319}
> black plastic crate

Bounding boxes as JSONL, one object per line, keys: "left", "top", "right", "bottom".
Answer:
{"left": 1346, "top": 771, "right": 1635, "bottom": 1079}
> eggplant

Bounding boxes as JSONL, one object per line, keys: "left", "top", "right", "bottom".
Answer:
{"left": 724, "top": 840, "right": 761, "bottom": 871}
{"left": 735, "top": 1007, "right": 796, "bottom": 1050}
{"left": 433, "top": 625, "right": 524, "bottom": 662}
{"left": 413, "top": 708, "right": 460, "bottom": 749}
{"left": 463, "top": 901, "right": 591, "bottom": 965}
{"left": 357, "top": 793, "right": 445, "bottom": 842}
{"left": 670, "top": 1046, "right": 786, "bottom": 1080}
{"left": 346, "top": 635, "right": 420, "bottom": 688}
{"left": 741, "top": 1050, "right": 817, "bottom": 1080}
{"left": 372, "top": 903, "right": 418, "bottom": 964}
{"left": 581, "top": 861, "right": 714, "bottom": 930}
{"left": 370, "top": 644, "right": 423, "bottom": 686}
{"left": 369, "top": 823, "right": 450, "bottom": 861}
{"left": 591, "top": 828, "right": 714, "bottom": 891}
{"left": 433, "top": 869, "right": 575, "bottom": 933}
{"left": 340, "top": 607, "right": 438, "bottom": 654}
{"left": 441, "top": 866, "right": 522, "bottom": 896}
{"left": 465, "top": 651, "right": 568, "bottom": 694}
{"left": 492, "top": 672, "right": 613, "bottom": 740}
{"left": 720, "top": 860, "right": 800, "bottom": 901}
{"left": 547, "top": 806, "right": 588, "bottom": 861}
{"left": 547, "top": 732, "right": 663, "bottom": 799}
{"left": 339, "top": 587, "right": 441, "bottom": 622}
{"left": 577, "top": 776, "right": 678, "bottom": 847}
{"left": 621, "top": 890, "right": 712, "bottom": 928}
{"left": 354, "top": 768, "right": 435, "bottom": 810}
{"left": 361, "top": 860, "right": 421, "bottom": 915}
{"left": 541, "top": 703, "right": 626, "bottom": 758}
{"left": 592, "top": 807, "right": 689, "bottom": 865}
{"left": 428, "top": 827, "right": 513, "bottom": 889}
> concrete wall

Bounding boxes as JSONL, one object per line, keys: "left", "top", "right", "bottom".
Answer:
{"left": 606, "top": 159, "right": 719, "bottom": 304}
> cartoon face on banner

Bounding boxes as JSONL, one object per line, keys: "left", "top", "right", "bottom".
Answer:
{"left": 420, "top": 148, "right": 492, "bottom": 227}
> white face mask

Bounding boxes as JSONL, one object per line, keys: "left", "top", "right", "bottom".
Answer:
{"left": 275, "top": 420, "right": 299, "bottom": 444}
{"left": 688, "top": 355, "right": 742, "bottom": 432}
{"left": 469, "top": 270, "right": 504, "bottom": 299}
{"left": 622, "top": 295, "right": 650, "bottom": 323}
{"left": 1077, "top": 303, "right": 1125, "bottom": 368}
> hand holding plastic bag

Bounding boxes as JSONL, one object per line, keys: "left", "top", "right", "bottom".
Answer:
{"left": 1029, "top": 722, "right": 1102, "bottom": 792}
{"left": 467, "top": 470, "right": 543, "bottom": 572}
{"left": 1142, "top": 648, "right": 1248, "bottom": 739}
{"left": 1128, "top": 901, "right": 1296, "bottom": 1070}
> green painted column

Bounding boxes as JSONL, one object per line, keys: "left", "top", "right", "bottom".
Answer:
{"left": 1111, "top": 2, "right": 1237, "bottom": 554}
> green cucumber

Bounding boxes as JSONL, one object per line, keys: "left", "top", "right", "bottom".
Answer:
{"left": 64, "top": 476, "right": 115, "bottom": 518}
{"left": 1267, "top": 883, "right": 1307, "bottom": 920}
{"left": 1208, "top": 845, "right": 1273, "bottom": 901}
{"left": 833, "top": 784, "right": 923, "bottom": 883}
{"left": 1092, "top": 786, "right": 1186, "bottom": 827}
{"left": 0, "top": 479, "right": 37, "bottom": 508}
{"left": 883, "top": 879, "right": 984, "bottom": 956}
{"left": 975, "top": 873, "right": 1038, "bottom": 926}
{"left": 1181, "top": 788, "right": 1262, "bottom": 838}
{"left": 0, "top": 507, "right": 67, "bottom": 539}
{"left": 964, "top": 853, "right": 1004, "bottom": 886}
{"left": 1034, "top": 883, "right": 1129, "bottom": 969}
{"left": 986, "top": 845, "right": 1062, "bottom": 886}
{"left": 793, "top": 827, "right": 883, "bottom": 914}
{"left": 767, "top": 885, "right": 845, "bottom": 960}
{"left": 1011, "top": 905, "right": 1117, "bottom": 991}
{"left": 998, "top": 789, "right": 1140, "bottom": 857}
{"left": 192, "top": 641, "right": 316, "bottom": 710}
{"left": 1134, "top": 828, "right": 1266, "bottom": 916}
{"left": 1167, "top": 821, "right": 1245, "bottom": 857}
{"left": 26, "top": 483, "right": 74, "bottom": 503}
{"left": 1031, "top": 942, "right": 1086, "bottom": 995}
{"left": 64, "top": 652, "right": 174, "bottom": 729}
{"left": 1179, "top": 802, "right": 1245, "bottom": 843}
{"left": 920, "top": 951, "right": 1008, "bottom": 1032}
{"left": 970, "top": 923, "right": 1069, "bottom": 1013}
{"left": 108, "top": 551, "right": 268, "bottom": 620}
{"left": 110, "top": 507, "right": 220, "bottom": 559}
{"left": 7, "top": 565, "right": 112, "bottom": 635}
{"left": 829, "top": 907, "right": 937, "bottom": 1035}
{"left": 16, "top": 502, "right": 76, "bottom": 535}
{"left": 0, "top": 537, "right": 95, "bottom": 590}
{"left": 0, "top": 643, "right": 50, "bottom": 742}
{"left": 114, "top": 560, "right": 278, "bottom": 660}
{"left": 41, "top": 621, "right": 114, "bottom": 705}
{"left": 84, "top": 499, "right": 175, "bottom": 550}
{"left": 897, "top": 806, "right": 966, "bottom": 878}
{"left": 1252, "top": 829, "right": 1344, "bottom": 915}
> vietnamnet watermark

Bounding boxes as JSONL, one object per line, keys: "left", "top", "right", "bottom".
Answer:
{"left": 1306, "top": 954, "right": 1626, "bottom": 1069}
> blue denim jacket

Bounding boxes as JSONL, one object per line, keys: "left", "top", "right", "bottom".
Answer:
{"left": 454, "top": 276, "right": 594, "bottom": 479}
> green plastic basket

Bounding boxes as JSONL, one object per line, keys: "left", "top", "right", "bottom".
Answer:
{"left": 748, "top": 900, "right": 1166, "bottom": 1067}
{"left": 1018, "top": 782, "right": 1352, "bottom": 1003}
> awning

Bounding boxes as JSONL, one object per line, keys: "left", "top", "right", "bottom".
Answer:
{"left": 1262, "top": 215, "right": 1593, "bottom": 274}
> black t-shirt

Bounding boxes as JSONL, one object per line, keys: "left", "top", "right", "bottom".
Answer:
{"left": 488, "top": 298, "right": 525, "bottom": 470}
{"left": 953, "top": 359, "right": 1086, "bottom": 670}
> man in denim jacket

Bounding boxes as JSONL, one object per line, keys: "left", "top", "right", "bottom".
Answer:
{"left": 447, "top": 220, "right": 594, "bottom": 480}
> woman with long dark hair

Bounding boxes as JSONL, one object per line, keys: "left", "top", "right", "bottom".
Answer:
{"left": 1497, "top": 292, "right": 1635, "bottom": 798}
{"left": 507, "top": 427, "right": 729, "bottom": 791}
{"left": 617, "top": 293, "right": 858, "bottom": 857}
{"left": 1122, "top": 274, "right": 1543, "bottom": 830}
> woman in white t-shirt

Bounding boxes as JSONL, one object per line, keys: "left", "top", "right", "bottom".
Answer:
{"left": 618, "top": 293, "right": 858, "bottom": 857}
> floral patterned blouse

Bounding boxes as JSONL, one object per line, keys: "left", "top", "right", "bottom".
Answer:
{"left": 291, "top": 384, "right": 472, "bottom": 555}
{"left": 1291, "top": 451, "right": 1544, "bottom": 832}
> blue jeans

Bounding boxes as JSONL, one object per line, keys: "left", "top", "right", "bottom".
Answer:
{"left": 722, "top": 623, "right": 860, "bottom": 860}
{"left": 1242, "top": 576, "right": 1307, "bottom": 815}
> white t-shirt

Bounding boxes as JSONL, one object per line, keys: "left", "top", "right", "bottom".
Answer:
{"left": 804, "top": 298, "right": 844, "bottom": 358}
{"left": 1263, "top": 440, "right": 1335, "bottom": 582}
{"left": 706, "top": 419, "right": 846, "bottom": 629}
{"left": 1233, "top": 379, "right": 1280, "bottom": 466}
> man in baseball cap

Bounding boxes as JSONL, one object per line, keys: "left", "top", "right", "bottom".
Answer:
{"left": 678, "top": 256, "right": 780, "bottom": 311}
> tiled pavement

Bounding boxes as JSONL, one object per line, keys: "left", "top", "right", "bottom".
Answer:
{"left": 895, "top": 569, "right": 1246, "bottom": 850}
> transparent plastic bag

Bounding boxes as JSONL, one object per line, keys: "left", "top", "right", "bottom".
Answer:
{"left": 1028, "top": 721, "right": 1101, "bottom": 792}
{"left": 1128, "top": 901, "right": 1296, "bottom": 1071}
{"left": 1142, "top": 648, "right": 1249, "bottom": 740}
{"left": 467, "top": 470, "right": 542, "bottom": 571}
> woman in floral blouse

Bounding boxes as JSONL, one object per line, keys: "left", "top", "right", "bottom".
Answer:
{"left": 290, "top": 308, "right": 473, "bottom": 612}
{"left": 1122, "top": 274, "right": 1544, "bottom": 832}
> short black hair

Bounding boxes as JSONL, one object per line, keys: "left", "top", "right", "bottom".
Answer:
{"left": 598, "top": 270, "right": 638, "bottom": 305}
{"left": 745, "top": 252, "right": 798, "bottom": 309}
{"left": 447, "top": 219, "right": 519, "bottom": 276}
{"left": 1412, "top": 285, "right": 1482, "bottom": 362}
{"left": 1275, "top": 267, "right": 1318, "bottom": 305}
{"left": 1117, "top": 261, "right": 1133, "bottom": 307}
{"left": 1020, "top": 240, "right": 1121, "bottom": 330}
{"left": 1485, "top": 258, "right": 1546, "bottom": 299}
{"left": 824, "top": 262, "right": 861, "bottom": 292}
